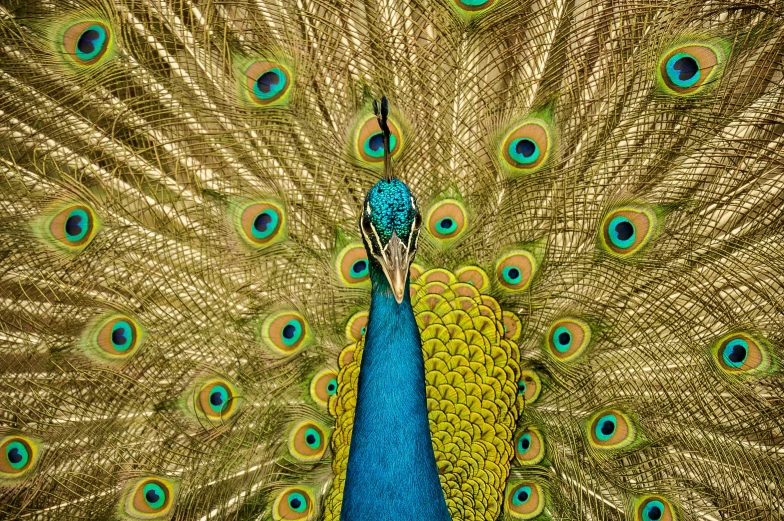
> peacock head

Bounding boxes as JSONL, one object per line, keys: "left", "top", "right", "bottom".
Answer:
{"left": 360, "top": 178, "right": 422, "bottom": 303}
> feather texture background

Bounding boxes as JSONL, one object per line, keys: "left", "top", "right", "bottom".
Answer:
{"left": 0, "top": 0, "right": 783, "bottom": 519}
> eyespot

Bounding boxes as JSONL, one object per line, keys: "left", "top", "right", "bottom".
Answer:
{"left": 712, "top": 333, "right": 771, "bottom": 376}
{"left": 587, "top": 409, "right": 636, "bottom": 450}
{"left": 659, "top": 44, "right": 721, "bottom": 95}
{"left": 355, "top": 115, "right": 402, "bottom": 164}
{"left": 81, "top": 314, "right": 146, "bottom": 362}
{"left": 42, "top": 203, "right": 100, "bottom": 251}
{"left": 310, "top": 369, "right": 339, "bottom": 406}
{"left": 345, "top": 311, "right": 369, "bottom": 342}
{"left": 124, "top": 477, "right": 176, "bottom": 519}
{"left": 235, "top": 202, "right": 285, "bottom": 248}
{"left": 515, "top": 427, "right": 545, "bottom": 465}
{"left": 63, "top": 22, "right": 111, "bottom": 66}
{"left": 495, "top": 251, "right": 536, "bottom": 291}
{"left": 600, "top": 207, "right": 656, "bottom": 256}
{"left": 260, "top": 312, "right": 313, "bottom": 355}
{"left": 336, "top": 244, "right": 370, "bottom": 286}
{"left": 455, "top": 266, "right": 489, "bottom": 293}
{"left": 453, "top": 0, "right": 496, "bottom": 12}
{"left": 195, "top": 379, "right": 239, "bottom": 421}
{"left": 273, "top": 487, "right": 313, "bottom": 521}
{"left": 546, "top": 318, "right": 591, "bottom": 362}
{"left": 502, "top": 312, "right": 522, "bottom": 342}
{"left": 244, "top": 61, "right": 291, "bottom": 106}
{"left": 518, "top": 370, "right": 541, "bottom": 403}
{"left": 0, "top": 435, "right": 39, "bottom": 478}
{"left": 506, "top": 482, "right": 545, "bottom": 519}
{"left": 426, "top": 200, "right": 467, "bottom": 242}
{"left": 501, "top": 119, "right": 551, "bottom": 174}
{"left": 634, "top": 495, "right": 677, "bottom": 521}
{"left": 288, "top": 421, "right": 327, "bottom": 461}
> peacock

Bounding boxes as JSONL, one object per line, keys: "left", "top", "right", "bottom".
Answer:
{"left": 0, "top": 0, "right": 783, "bottom": 519}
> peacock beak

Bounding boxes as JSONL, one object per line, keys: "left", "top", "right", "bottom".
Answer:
{"left": 379, "top": 232, "right": 413, "bottom": 304}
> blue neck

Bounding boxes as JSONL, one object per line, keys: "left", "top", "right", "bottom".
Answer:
{"left": 340, "top": 266, "right": 451, "bottom": 521}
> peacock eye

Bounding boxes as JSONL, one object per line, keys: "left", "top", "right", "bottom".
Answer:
{"left": 659, "top": 44, "right": 721, "bottom": 95}
{"left": 426, "top": 200, "right": 467, "bottom": 242}
{"left": 495, "top": 251, "right": 537, "bottom": 291}
{"left": 288, "top": 421, "right": 327, "bottom": 461}
{"left": 310, "top": 369, "right": 339, "bottom": 406}
{"left": 356, "top": 115, "right": 402, "bottom": 163}
{"left": 345, "top": 311, "right": 369, "bottom": 342}
{"left": 336, "top": 244, "right": 370, "bottom": 286}
{"left": 506, "top": 482, "right": 545, "bottom": 518}
{"left": 195, "top": 379, "right": 239, "bottom": 420}
{"left": 273, "top": 488, "right": 313, "bottom": 520}
{"left": 600, "top": 207, "right": 656, "bottom": 257}
{"left": 43, "top": 203, "right": 100, "bottom": 251}
{"left": 63, "top": 22, "right": 111, "bottom": 66}
{"left": 95, "top": 316, "right": 143, "bottom": 358}
{"left": 518, "top": 370, "right": 541, "bottom": 403}
{"left": 546, "top": 318, "right": 591, "bottom": 362}
{"left": 514, "top": 427, "right": 545, "bottom": 465}
{"left": 500, "top": 119, "right": 551, "bottom": 175}
{"left": 587, "top": 409, "right": 636, "bottom": 450}
{"left": 0, "top": 436, "right": 40, "bottom": 478}
{"left": 260, "top": 311, "right": 312, "bottom": 355}
{"left": 124, "top": 477, "right": 176, "bottom": 518}
{"left": 237, "top": 202, "right": 285, "bottom": 247}
{"left": 634, "top": 495, "right": 676, "bottom": 521}
{"left": 245, "top": 61, "right": 291, "bottom": 106}
{"left": 712, "top": 333, "right": 771, "bottom": 376}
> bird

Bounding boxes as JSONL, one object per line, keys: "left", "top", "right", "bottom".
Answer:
{"left": 0, "top": 0, "right": 783, "bottom": 520}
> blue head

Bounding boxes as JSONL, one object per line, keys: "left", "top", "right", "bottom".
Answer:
{"left": 360, "top": 178, "right": 422, "bottom": 303}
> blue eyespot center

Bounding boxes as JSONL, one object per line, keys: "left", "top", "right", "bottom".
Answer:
{"left": 143, "top": 483, "right": 165, "bottom": 509}
{"left": 288, "top": 492, "right": 306, "bottom": 512}
{"left": 435, "top": 217, "right": 457, "bottom": 235}
{"left": 208, "top": 385, "right": 229, "bottom": 413}
{"left": 257, "top": 71, "right": 280, "bottom": 93}
{"left": 251, "top": 210, "right": 278, "bottom": 239}
{"left": 509, "top": 138, "right": 540, "bottom": 165}
{"left": 360, "top": 326, "right": 366, "bottom": 335}
{"left": 304, "top": 428, "right": 321, "bottom": 448}
{"left": 350, "top": 259, "right": 368, "bottom": 278}
{"left": 595, "top": 414, "right": 617, "bottom": 441}
{"left": 253, "top": 68, "right": 287, "bottom": 100}
{"left": 8, "top": 447, "right": 22, "bottom": 464}
{"left": 608, "top": 216, "right": 636, "bottom": 249}
{"left": 6, "top": 442, "right": 28, "bottom": 469}
{"left": 512, "top": 485, "right": 532, "bottom": 505}
{"left": 644, "top": 500, "right": 665, "bottom": 521}
{"left": 517, "top": 381, "right": 526, "bottom": 394}
{"left": 281, "top": 319, "right": 303, "bottom": 346}
{"left": 502, "top": 266, "right": 522, "bottom": 284}
{"left": 666, "top": 53, "right": 700, "bottom": 88}
{"left": 553, "top": 326, "right": 572, "bottom": 352}
{"left": 517, "top": 434, "right": 531, "bottom": 454}
{"left": 327, "top": 379, "right": 338, "bottom": 395}
{"left": 111, "top": 321, "right": 133, "bottom": 351}
{"left": 723, "top": 338, "right": 748, "bottom": 367}
{"left": 65, "top": 209, "right": 89, "bottom": 242}
{"left": 364, "top": 132, "right": 397, "bottom": 158}
{"left": 76, "top": 25, "right": 107, "bottom": 61}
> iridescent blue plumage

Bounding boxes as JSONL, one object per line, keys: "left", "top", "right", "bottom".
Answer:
{"left": 341, "top": 177, "right": 450, "bottom": 521}
{"left": 363, "top": 179, "right": 418, "bottom": 243}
